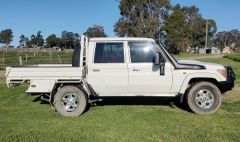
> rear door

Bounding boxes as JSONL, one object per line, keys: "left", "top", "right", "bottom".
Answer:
{"left": 127, "top": 41, "right": 173, "bottom": 95}
{"left": 87, "top": 41, "right": 128, "bottom": 95}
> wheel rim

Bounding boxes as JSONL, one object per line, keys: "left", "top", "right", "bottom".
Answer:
{"left": 195, "top": 89, "right": 215, "bottom": 109}
{"left": 61, "top": 92, "right": 79, "bottom": 112}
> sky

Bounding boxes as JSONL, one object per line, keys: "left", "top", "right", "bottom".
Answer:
{"left": 0, "top": 0, "right": 240, "bottom": 46}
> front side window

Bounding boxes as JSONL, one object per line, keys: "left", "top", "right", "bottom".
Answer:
{"left": 94, "top": 42, "right": 124, "bottom": 63}
{"left": 129, "top": 42, "right": 157, "bottom": 63}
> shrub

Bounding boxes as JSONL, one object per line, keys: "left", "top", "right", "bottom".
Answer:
{"left": 223, "top": 53, "right": 240, "bottom": 62}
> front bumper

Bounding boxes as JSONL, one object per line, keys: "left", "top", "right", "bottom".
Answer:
{"left": 219, "top": 66, "right": 235, "bottom": 93}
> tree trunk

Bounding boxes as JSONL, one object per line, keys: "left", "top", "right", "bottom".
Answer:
{"left": 224, "top": 38, "right": 227, "bottom": 48}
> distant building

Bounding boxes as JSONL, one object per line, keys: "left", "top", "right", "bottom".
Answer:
{"left": 222, "top": 46, "right": 232, "bottom": 54}
{"left": 52, "top": 46, "right": 64, "bottom": 52}
{"left": 186, "top": 46, "right": 199, "bottom": 54}
{"left": 211, "top": 47, "right": 221, "bottom": 54}
{"left": 199, "top": 47, "right": 221, "bottom": 54}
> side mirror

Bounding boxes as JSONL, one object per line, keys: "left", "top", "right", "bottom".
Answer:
{"left": 160, "top": 59, "right": 165, "bottom": 75}
{"left": 154, "top": 53, "right": 160, "bottom": 65}
{"left": 155, "top": 52, "right": 165, "bottom": 75}
{"left": 155, "top": 52, "right": 165, "bottom": 64}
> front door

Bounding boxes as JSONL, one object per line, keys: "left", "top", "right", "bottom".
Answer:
{"left": 127, "top": 41, "right": 173, "bottom": 95}
{"left": 88, "top": 42, "right": 128, "bottom": 95}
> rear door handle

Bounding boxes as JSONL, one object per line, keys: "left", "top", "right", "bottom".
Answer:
{"left": 133, "top": 68, "right": 140, "bottom": 71}
{"left": 93, "top": 69, "right": 100, "bottom": 72}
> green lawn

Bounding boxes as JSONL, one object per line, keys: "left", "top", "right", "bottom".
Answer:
{"left": 0, "top": 57, "right": 240, "bottom": 142}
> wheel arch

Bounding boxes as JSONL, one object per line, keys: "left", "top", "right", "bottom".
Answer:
{"left": 179, "top": 73, "right": 221, "bottom": 95}
{"left": 50, "top": 80, "right": 93, "bottom": 104}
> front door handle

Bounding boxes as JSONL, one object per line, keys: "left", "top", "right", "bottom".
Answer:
{"left": 133, "top": 68, "right": 140, "bottom": 71}
{"left": 93, "top": 69, "right": 100, "bottom": 72}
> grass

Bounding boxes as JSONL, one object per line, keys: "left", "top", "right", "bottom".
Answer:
{"left": 174, "top": 52, "right": 222, "bottom": 59}
{"left": 0, "top": 81, "right": 240, "bottom": 142}
{"left": 175, "top": 52, "right": 206, "bottom": 58}
{"left": 224, "top": 52, "right": 240, "bottom": 62}
{"left": 0, "top": 55, "right": 240, "bottom": 141}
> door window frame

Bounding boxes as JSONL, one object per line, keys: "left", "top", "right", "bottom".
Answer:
{"left": 127, "top": 41, "right": 161, "bottom": 64}
{"left": 92, "top": 41, "right": 127, "bottom": 64}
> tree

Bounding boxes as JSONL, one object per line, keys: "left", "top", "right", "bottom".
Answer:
{"left": 163, "top": 7, "right": 192, "bottom": 52}
{"left": 19, "top": 34, "right": 26, "bottom": 47}
{"left": 214, "top": 29, "right": 240, "bottom": 49}
{"left": 46, "top": 34, "right": 58, "bottom": 48}
{"left": 25, "top": 37, "right": 32, "bottom": 48}
{"left": 30, "top": 34, "right": 37, "bottom": 47}
{"left": 30, "top": 31, "right": 44, "bottom": 47}
{"left": 61, "top": 31, "right": 80, "bottom": 49}
{"left": 181, "top": 5, "right": 217, "bottom": 48}
{"left": 36, "top": 31, "right": 44, "bottom": 47}
{"left": 0, "top": 29, "right": 14, "bottom": 47}
{"left": 181, "top": 5, "right": 203, "bottom": 48}
{"left": 84, "top": 25, "right": 107, "bottom": 38}
{"left": 160, "top": 4, "right": 217, "bottom": 52}
{"left": 182, "top": 6, "right": 201, "bottom": 24}
{"left": 114, "top": 0, "right": 170, "bottom": 39}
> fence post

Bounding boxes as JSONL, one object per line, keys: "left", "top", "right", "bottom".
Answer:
{"left": 58, "top": 55, "right": 62, "bottom": 64}
{"left": 2, "top": 53, "right": 4, "bottom": 63}
{"left": 25, "top": 53, "right": 28, "bottom": 63}
{"left": 19, "top": 56, "right": 23, "bottom": 65}
{"left": 49, "top": 52, "right": 52, "bottom": 63}
{"left": 34, "top": 51, "right": 36, "bottom": 56}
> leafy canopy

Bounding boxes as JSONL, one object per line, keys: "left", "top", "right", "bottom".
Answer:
{"left": 84, "top": 25, "right": 107, "bottom": 38}
{"left": 114, "top": 0, "right": 170, "bottom": 39}
{"left": 0, "top": 29, "right": 14, "bottom": 46}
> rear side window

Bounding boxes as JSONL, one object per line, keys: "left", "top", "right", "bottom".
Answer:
{"left": 129, "top": 42, "right": 157, "bottom": 63}
{"left": 94, "top": 42, "right": 124, "bottom": 63}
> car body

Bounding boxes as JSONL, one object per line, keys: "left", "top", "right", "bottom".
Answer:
{"left": 6, "top": 35, "right": 235, "bottom": 116}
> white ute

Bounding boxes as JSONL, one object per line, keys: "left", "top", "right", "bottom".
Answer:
{"left": 6, "top": 35, "right": 235, "bottom": 116}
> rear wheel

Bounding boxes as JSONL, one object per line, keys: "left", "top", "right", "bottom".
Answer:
{"left": 187, "top": 82, "right": 222, "bottom": 114}
{"left": 53, "top": 86, "right": 87, "bottom": 117}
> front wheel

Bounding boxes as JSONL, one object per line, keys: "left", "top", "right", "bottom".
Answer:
{"left": 187, "top": 82, "right": 222, "bottom": 114}
{"left": 53, "top": 86, "right": 87, "bottom": 117}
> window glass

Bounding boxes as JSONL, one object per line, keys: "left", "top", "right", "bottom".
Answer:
{"left": 129, "top": 42, "right": 157, "bottom": 63}
{"left": 94, "top": 42, "right": 124, "bottom": 63}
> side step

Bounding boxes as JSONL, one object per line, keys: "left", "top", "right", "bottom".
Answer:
{"left": 28, "top": 93, "right": 50, "bottom": 102}
{"left": 89, "top": 98, "right": 103, "bottom": 104}
{"left": 41, "top": 94, "right": 51, "bottom": 102}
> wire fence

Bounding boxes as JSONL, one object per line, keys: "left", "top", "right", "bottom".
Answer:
{"left": 0, "top": 50, "right": 73, "bottom": 68}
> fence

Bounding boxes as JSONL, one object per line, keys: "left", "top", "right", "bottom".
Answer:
{"left": 0, "top": 48, "right": 73, "bottom": 68}
{"left": 0, "top": 47, "right": 74, "bottom": 54}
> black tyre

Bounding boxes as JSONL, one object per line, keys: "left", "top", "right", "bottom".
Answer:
{"left": 72, "top": 46, "right": 80, "bottom": 67}
{"left": 187, "top": 82, "right": 222, "bottom": 114}
{"left": 53, "top": 86, "right": 87, "bottom": 117}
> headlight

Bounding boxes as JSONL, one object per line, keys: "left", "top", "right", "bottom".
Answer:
{"left": 217, "top": 69, "right": 227, "bottom": 78}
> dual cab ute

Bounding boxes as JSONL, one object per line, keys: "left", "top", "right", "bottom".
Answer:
{"left": 6, "top": 36, "right": 235, "bottom": 116}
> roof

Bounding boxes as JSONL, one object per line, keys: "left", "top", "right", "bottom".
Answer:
{"left": 89, "top": 37, "right": 155, "bottom": 42}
